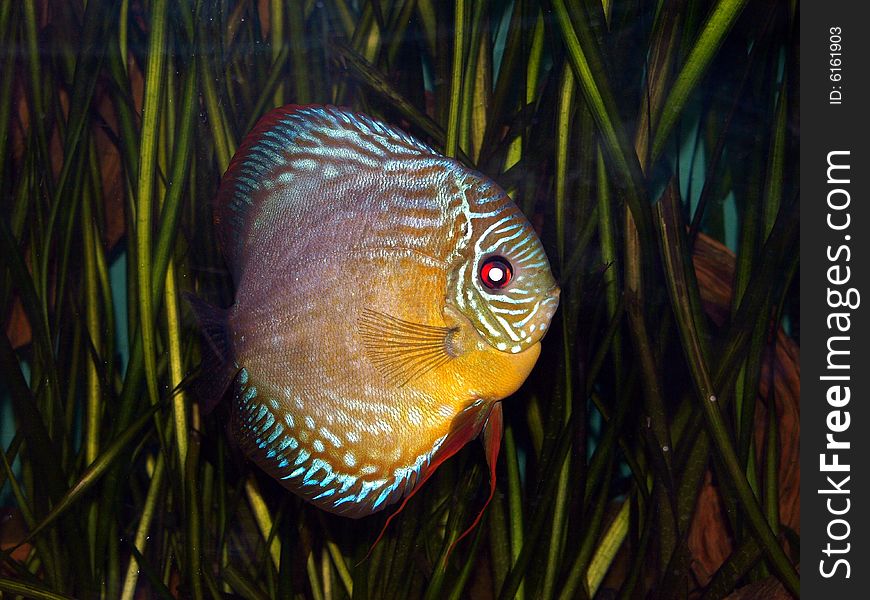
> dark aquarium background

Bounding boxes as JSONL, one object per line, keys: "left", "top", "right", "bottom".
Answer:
{"left": 0, "top": 0, "right": 799, "bottom": 598}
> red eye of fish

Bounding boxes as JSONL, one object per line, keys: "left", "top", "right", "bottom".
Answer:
{"left": 480, "top": 257, "right": 513, "bottom": 290}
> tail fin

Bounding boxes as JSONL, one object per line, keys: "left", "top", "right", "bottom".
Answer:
{"left": 185, "top": 292, "right": 236, "bottom": 414}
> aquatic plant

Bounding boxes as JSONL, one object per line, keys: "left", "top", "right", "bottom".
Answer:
{"left": 1, "top": 0, "right": 799, "bottom": 598}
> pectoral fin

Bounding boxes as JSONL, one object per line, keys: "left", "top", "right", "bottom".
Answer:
{"left": 357, "top": 308, "right": 456, "bottom": 387}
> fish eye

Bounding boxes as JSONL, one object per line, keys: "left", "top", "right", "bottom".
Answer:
{"left": 479, "top": 256, "right": 513, "bottom": 290}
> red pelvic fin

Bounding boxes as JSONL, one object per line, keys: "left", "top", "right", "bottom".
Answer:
{"left": 446, "top": 401, "right": 503, "bottom": 557}
{"left": 361, "top": 401, "right": 490, "bottom": 562}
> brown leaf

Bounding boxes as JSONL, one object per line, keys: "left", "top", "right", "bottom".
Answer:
{"left": 688, "top": 232, "right": 799, "bottom": 588}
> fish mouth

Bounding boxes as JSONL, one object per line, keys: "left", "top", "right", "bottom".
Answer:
{"left": 497, "top": 286, "right": 560, "bottom": 354}
{"left": 544, "top": 285, "right": 560, "bottom": 313}
{"left": 528, "top": 286, "right": 560, "bottom": 340}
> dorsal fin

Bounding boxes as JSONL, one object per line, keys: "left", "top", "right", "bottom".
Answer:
{"left": 213, "top": 104, "right": 438, "bottom": 268}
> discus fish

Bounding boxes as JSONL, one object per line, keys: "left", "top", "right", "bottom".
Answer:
{"left": 191, "top": 105, "right": 559, "bottom": 524}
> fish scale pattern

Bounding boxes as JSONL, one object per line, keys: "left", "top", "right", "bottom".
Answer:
{"left": 234, "top": 368, "right": 445, "bottom": 514}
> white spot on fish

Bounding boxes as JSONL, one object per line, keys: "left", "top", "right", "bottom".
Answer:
{"left": 336, "top": 473, "right": 357, "bottom": 494}
{"left": 313, "top": 488, "right": 336, "bottom": 500}
{"left": 284, "top": 414, "right": 295, "bottom": 428}
{"left": 361, "top": 465, "right": 377, "bottom": 475}
{"left": 432, "top": 434, "right": 448, "bottom": 453}
{"left": 294, "top": 449, "right": 310, "bottom": 466}
{"left": 313, "top": 440, "right": 325, "bottom": 453}
{"left": 304, "top": 415, "right": 315, "bottom": 430}
{"left": 344, "top": 452, "right": 357, "bottom": 467}
{"left": 346, "top": 431, "right": 361, "bottom": 443}
{"left": 407, "top": 407, "right": 423, "bottom": 426}
{"left": 511, "top": 345, "right": 522, "bottom": 353}
{"left": 320, "top": 427, "right": 342, "bottom": 448}
{"left": 275, "top": 171, "right": 295, "bottom": 184}
{"left": 497, "top": 342, "right": 507, "bottom": 351}
{"left": 438, "top": 405, "right": 454, "bottom": 418}
{"left": 283, "top": 466, "right": 305, "bottom": 480}
{"left": 292, "top": 158, "right": 317, "bottom": 171}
